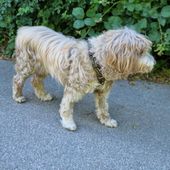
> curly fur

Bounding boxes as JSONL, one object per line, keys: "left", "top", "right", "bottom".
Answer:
{"left": 12, "top": 26, "right": 155, "bottom": 130}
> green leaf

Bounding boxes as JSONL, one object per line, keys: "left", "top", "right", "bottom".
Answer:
{"left": 80, "top": 28, "right": 88, "bottom": 38}
{"left": 84, "top": 18, "right": 96, "bottom": 26}
{"left": 126, "top": 3, "right": 135, "bottom": 12}
{"left": 112, "top": 4, "right": 124, "bottom": 15}
{"left": 149, "top": 8, "right": 159, "bottom": 19}
{"left": 73, "top": 20, "right": 85, "bottom": 29}
{"left": 0, "top": 21, "right": 6, "bottom": 28}
{"left": 142, "top": 8, "right": 149, "bottom": 17}
{"left": 86, "top": 8, "right": 95, "bottom": 18}
{"left": 93, "top": 13, "right": 102, "bottom": 23}
{"left": 104, "top": 16, "right": 122, "bottom": 30}
{"left": 108, "top": 16, "right": 122, "bottom": 28}
{"left": 148, "top": 30, "right": 160, "bottom": 43}
{"left": 150, "top": 22, "right": 158, "bottom": 30}
{"left": 18, "top": 6, "right": 33, "bottom": 16}
{"left": 135, "top": 18, "right": 147, "bottom": 31}
{"left": 161, "top": 5, "right": 170, "bottom": 18}
{"left": 72, "top": 7, "right": 85, "bottom": 19}
{"left": 158, "top": 17, "right": 166, "bottom": 26}
{"left": 129, "top": 0, "right": 135, "bottom": 2}
{"left": 88, "top": 29, "right": 96, "bottom": 37}
{"left": 104, "top": 22, "right": 112, "bottom": 30}
{"left": 135, "top": 4, "right": 143, "bottom": 11}
{"left": 166, "top": 29, "right": 170, "bottom": 41}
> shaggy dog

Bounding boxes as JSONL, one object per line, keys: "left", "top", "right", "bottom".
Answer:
{"left": 12, "top": 26, "right": 155, "bottom": 130}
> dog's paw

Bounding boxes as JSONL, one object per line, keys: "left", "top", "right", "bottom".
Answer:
{"left": 103, "top": 119, "right": 118, "bottom": 128}
{"left": 61, "top": 118, "right": 77, "bottom": 131}
{"left": 13, "top": 96, "right": 26, "bottom": 103}
{"left": 38, "top": 93, "right": 53, "bottom": 101}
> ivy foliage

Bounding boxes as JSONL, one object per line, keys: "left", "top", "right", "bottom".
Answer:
{"left": 0, "top": 0, "right": 170, "bottom": 58}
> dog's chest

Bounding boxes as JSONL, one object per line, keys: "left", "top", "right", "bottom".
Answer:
{"left": 87, "top": 82, "right": 101, "bottom": 93}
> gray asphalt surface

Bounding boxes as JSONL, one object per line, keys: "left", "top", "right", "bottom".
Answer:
{"left": 0, "top": 60, "right": 170, "bottom": 170}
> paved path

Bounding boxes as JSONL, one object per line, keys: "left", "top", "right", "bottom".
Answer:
{"left": 0, "top": 60, "right": 170, "bottom": 170}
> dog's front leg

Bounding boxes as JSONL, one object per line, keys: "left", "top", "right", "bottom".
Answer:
{"left": 94, "top": 82, "right": 117, "bottom": 128}
{"left": 59, "top": 87, "right": 83, "bottom": 131}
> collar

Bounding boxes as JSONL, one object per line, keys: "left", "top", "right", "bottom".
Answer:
{"left": 88, "top": 41, "right": 105, "bottom": 85}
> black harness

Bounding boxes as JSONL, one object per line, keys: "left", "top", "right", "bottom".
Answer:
{"left": 88, "top": 42, "right": 105, "bottom": 85}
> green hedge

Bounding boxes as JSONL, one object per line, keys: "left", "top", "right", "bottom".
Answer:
{"left": 0, "top": 0, "right": 170, "bottom": 62}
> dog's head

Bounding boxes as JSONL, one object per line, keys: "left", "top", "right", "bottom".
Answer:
{"left": 102, "top": 27, "right": 156, "bottom": 79}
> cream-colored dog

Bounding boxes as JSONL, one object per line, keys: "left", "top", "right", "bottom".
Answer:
{"left": 12, "top": 26, "right": 155, "bottom": 130}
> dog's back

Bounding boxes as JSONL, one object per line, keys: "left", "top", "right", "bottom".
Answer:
{"left": 14, "top": 26, "right": 89, "bottom": 86}
{"left": 16, "top": 26, "right": 68, "bottom": 54}
{"left": 15, "top": 26, "right": 75, "bottom": 80}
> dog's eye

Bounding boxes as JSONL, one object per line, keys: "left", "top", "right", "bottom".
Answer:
{"left": 140, "top": 50, "right": 144, "bottom": 56}
{"left": 69, "top": 59, "right": 72, "bottom": 64}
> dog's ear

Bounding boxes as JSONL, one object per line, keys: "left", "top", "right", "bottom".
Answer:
{"left": 105, "top": 48, "right": 134, "bottom": 74}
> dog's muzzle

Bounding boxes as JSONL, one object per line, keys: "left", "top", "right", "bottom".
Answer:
{"left": 140, "top": 54, "right": 156, "bottom": 72}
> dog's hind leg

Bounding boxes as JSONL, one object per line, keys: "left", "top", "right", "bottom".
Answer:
{"left": 13, "top": 49, "right": 35, "bottom": 103}
{"left": 13, "top": 73, "right": 29, "bottom": 103}
{"left": 13, "top": 64, "right": 33, "bottom": 103}
{"left": 31, "top": 73, "right": 53, "bottom": 101}
{"left": 94, "top": 81, "right": 118, "bottom": 128}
